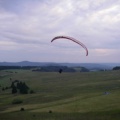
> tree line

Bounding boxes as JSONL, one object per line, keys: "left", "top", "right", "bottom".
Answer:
{"left": 1, "top": 79, "right": 34, "bottom": 94}
{"left": 0, "top": 66, "right": 36, "bottom": 70}
{"left": 11, "top": 81, "right": 29, "bottom": 94}
{"left": 113, "top": 66, "right": 120, "bottom": 70}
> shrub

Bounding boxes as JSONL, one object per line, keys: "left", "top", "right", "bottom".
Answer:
{"left": 12, "top": 99, "right": 23, "bottom": 104}
{"left": 30, "top": 90, "right": 35, "bottom": 94}
{"left": 2, "top": 87, "right": 5, "bottom": 91}
{"left": 49, "top": 110, "right": 52, "bottom": 113}
{"left": 20, "top": 107, "right": 25, "bottom": 111}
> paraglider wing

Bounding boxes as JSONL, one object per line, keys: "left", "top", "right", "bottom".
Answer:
{"left": 51, "top": 36, "right": 88, "bottom": 56}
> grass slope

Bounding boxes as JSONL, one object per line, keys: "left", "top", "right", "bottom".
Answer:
{"left": 0, "top": 69, "right": 120, "bottom": 120}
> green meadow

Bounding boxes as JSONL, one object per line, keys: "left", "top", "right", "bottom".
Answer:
{"left": 0, "top": 69, "right": 120, "bottom": 120}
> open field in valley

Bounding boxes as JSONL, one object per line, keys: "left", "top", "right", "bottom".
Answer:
{"left": 0, "top": 69, "right": 120, "bottom": 120}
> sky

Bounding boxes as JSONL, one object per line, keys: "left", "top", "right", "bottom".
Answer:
{"left": 0, "top": 0, "right": 120, "bottom": 63}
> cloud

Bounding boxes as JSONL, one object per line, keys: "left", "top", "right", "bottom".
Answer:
{"left": 0, "top": 0, "right": 120, "bottom": 62}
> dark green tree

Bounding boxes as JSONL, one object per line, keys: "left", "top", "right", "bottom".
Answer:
{"left": 19, "top": 82, "right": 29, "bottom": 94}
{"left": 113, "top": 66, "right": 120, "bottom": 70}
{"left": 11, "top": 83, "right": 17, "bottom": 94}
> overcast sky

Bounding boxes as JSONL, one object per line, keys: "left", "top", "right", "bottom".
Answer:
{"left": 0, "top": 0, "right": 120, "bottom": 63}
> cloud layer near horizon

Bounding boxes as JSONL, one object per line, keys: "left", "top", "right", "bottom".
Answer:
{"left": 0, "top": 0, "right": 120, "bottom": 62}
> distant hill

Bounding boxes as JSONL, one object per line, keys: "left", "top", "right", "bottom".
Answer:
{"left": 32, "top": 66, "right": 76, "bottom": 72}
{"left": 0, "top": 61, "right": 120, "bottom": 71}
{"left": 0, "top": 61, "right": 58, "bottom": 67}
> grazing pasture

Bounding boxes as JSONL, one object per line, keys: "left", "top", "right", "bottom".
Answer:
{"left": 0, "top": 69, "right": 120, "bottom": 120}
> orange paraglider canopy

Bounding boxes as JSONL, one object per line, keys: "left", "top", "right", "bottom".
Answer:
{"left": 51, "top": 36, "right": 88, "bottom": 56}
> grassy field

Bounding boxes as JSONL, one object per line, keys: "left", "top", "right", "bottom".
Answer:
{"left": 0, "top": 69, "right": 120, "bottom": 120}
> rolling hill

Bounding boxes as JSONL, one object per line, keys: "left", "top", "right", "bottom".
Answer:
{"left": 0, "top": 69, "right": 120, "bottom": 120}
{"left": 0, "top": 61, "right": 120, "bottom": 71}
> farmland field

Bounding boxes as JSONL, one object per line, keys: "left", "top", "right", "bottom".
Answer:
{"left": 0, "top": 69, "right": 120, "bottom": 120}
